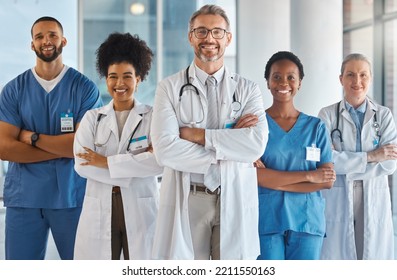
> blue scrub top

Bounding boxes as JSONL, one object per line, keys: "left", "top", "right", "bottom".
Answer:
{"left": 0, "top": 68, "right": 102, "bottom": 209}
{"left": 258, "top": 112, "right": 333, "bottom": 237}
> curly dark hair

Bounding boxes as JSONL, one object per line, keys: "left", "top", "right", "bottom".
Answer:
{"left": 96, "top": 32, "right": 153, "bottom": 80}
{"left": 264, "top": 51, "right": 304, "bottom": 81}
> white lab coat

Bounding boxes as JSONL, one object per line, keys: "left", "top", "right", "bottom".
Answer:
{"left": 151, "top": 63, "right": 268, "bottom": 259}
{"left": 318, "top": 97, "right": 396, "bottom": 259}
{"left": 73, "top": 100, "right": 163, "bottom": 260}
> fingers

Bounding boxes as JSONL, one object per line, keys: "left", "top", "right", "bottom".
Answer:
{"left": 254, "top": 159, "right": 266, "bottom": 168}
{"left": 373, "top": 144, "right": 397, "bottom": 161}
{"left": 77, "top": 147, "right": 95, "bottom": 163}
{"left": 323, "top": 169, "right": 336, "bottom": 182}
{"left": 310, "top": 167, "right": 336, "bottom": 183}
{"left": 234, "top": 114, "right": 258, "bottom": 129}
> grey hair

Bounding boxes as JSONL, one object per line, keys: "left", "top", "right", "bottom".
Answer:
{"left": 340, "top": 53, "right": 372, "bottom": 75}
{"left": 188, "top": 4, "right": 231, "bottom": 32}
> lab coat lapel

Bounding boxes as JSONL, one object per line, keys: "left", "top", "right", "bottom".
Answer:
{"left": 220, "top": 68, "right": 238, "bottom": 124}
{"left": 118, "top": 100, "right": 147, "bottom": 153}
{"left": 97, "top": 101, "right": 119, "bottom": 142}
{"left": 363, "top": 98, "right": 377, "bottom": 126}
{"left": 188, "top": 64, "right": 206, "bottom": 97}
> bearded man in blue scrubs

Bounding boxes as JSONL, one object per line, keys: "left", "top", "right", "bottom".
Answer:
{"left": 0, "top": 16, "right": 102, "bottom": 260}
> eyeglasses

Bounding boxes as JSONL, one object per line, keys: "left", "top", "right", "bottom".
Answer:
{"left": 191, "top": 27, "right": 228, "bottom": 39}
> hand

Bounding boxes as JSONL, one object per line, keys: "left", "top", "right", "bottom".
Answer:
{"left": 306, "top": 167, "right": 336, "bottom": 183}
{"left": 146, "top": 144, "right": 153, "bottom": 153}
{"left": 367, "top": 143, "right": 397, "bottom": 162}
{"left": 18, "top": 129, "right": 34, "bottom": 145}
{"left": 76, "top": 147, "right": 108, "bottom": 168}
{"left": 234, "top": 114, "right": 258, "bottom": 129}
{"left": 254, "top": 158, "right": 266, "bottom": 168}
{"left": 179, "top": 127, "right": 205, "bottom": 145}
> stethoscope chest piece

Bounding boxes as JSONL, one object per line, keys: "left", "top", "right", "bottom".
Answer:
{"left": 231, "top": 101, "right": 241, "bottom": 112}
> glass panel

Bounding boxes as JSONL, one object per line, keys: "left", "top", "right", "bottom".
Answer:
{"left": 385, "top": 0, "right": 397, "bottom": 13}
{"left": 0, "top": 0, "right": 78, "bottom": 91}
{"left": 162, "top": 0, "right": 196, "bottom": 79}
{"left": 343, "top": 0, "right": 373, "bottom": 25}
{"left": 343, "top": 26, "right": 374, "bottom": 98}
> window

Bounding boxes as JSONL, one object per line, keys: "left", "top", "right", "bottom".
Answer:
{"left": 0, "top": 0, "right": 78, "bottom": 91}
{"left": 385, "top": 0, "right": 397, "bottom": 13}
{"left": 344, "top": 0, "right": 373, "bottom": 25}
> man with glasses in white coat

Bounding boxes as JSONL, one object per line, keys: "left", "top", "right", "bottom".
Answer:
{"left": 151, "top": 4, "right": 268, "bottom": 260}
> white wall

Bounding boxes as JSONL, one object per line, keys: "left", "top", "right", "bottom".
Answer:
{"left": 291, "top": 0, "right": 343, "bottom": 116}
{"left": 237, "top": 0, "right": 291, "bottom": 109}
{"left": 237, "top": 0, "right": 342, "bottom": 116}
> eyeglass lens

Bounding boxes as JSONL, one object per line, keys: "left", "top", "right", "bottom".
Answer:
{"left": 193, "top": 28, "right": 226, "bottom": 39}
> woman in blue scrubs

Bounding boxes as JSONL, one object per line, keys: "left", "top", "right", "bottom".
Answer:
{"left": 256, "top": 51, "right": 335, "bottom": 260}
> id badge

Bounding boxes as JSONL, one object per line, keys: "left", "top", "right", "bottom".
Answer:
{"left": 129, "top": 135, "right": 149, "bottom": 152}
{"left": 373, "top": 137, "right": 379, "bottom": 148}
{"left": 61, "top": 113, "right": 74, "bottom": 132}
{"left": 306, "top": 144, "right": 320, "bottom": 162}
{"left": 224, "top": 119, "right": 237, "bottom": 129}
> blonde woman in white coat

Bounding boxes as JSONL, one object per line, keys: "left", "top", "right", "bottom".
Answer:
{"left": 318, "top": 53, "right": 397, "bottom": 259}
{"left": 73, "top": 33, "right": 162, "bottom": 260}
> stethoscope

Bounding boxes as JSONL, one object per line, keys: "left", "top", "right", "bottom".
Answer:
{"left": 330, "top": 101, "right": 381, "bottom": 145}
{"left": 178, "top": 66, "right": 242, "bottom": 125}
{"left": 94, "top": 113, "right": 142, "bottom": 152}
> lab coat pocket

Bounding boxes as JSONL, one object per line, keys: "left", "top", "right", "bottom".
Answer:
{"left": 136, "top": 197, "right": 158, "bottom": 234}
{"left": 78, "top": 196, "right": 101, "bottom": 240}
{"left": 322, "top": 186, "right": 346, "bottom": 222}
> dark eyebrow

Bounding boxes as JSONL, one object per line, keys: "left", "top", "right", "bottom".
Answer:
{"left": 33, "top": 31, "right": 58, "bottom": 38}
{"left": 33, "top": 32, "right": 43, "bottom": 38}
{"left": 108, "top": 72, "right": 133, "bottom": 76}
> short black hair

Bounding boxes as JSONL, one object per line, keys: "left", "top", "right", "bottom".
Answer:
{"left": 31, "top": 16, "right": 63, "bottom": 37}
{"left": 264, "top": 51, "right": 304, "bottom": 80}
{"left": 96, "top": 32, "right": 153, "bottom": 80}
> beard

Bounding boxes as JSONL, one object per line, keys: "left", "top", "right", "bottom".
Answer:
{"left": 34, "top": 44, "right": 63, "bottom": 62}
{"left": 195, "top": 43, "right": 224, "bottom": 63}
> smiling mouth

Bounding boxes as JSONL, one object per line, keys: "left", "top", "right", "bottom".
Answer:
{"left": 41, "top": 46, "right": 55, "bottom": 51}
{"left": 278, "top": 90, "right": 291, "bottom": 94}
{"left": 115, "top": 89, "right": 127, "bottom": 93}
{"left": 201, "top": 44, "right": 217, "bottom": 50}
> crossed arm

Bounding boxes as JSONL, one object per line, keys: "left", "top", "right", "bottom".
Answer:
{"left": 0, "top": 121, "right": 75, "bottom": 163}
{"left": 179, "top": 114, "right": 259, "bottom": 145}
{"left": 256, "top": 160, "right": 335, "bottom": 193}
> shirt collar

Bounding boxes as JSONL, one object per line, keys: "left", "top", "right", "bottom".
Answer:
{"left": 345, "top": 100, "right": 367, "bottom": 114}
{"left": 193, "top": 64, "right": 225, "bottom": 86}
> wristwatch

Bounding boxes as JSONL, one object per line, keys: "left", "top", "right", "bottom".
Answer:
{"left": 31, "top": 132, "right": 40, "bottom": 147}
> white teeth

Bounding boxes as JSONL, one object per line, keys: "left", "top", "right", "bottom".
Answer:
{"left": 115, "top": 89, "right": 127, "bottom": 93}
{"left": 278, "top": 90, "right": 290, "bottom": 94}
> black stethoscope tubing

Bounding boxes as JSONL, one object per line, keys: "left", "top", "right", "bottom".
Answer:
{"left": 330, "top": 101, "right": 381, "bottom": 144}
{"left": 95, "top": 113, "right": 142, "bottom": 151}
